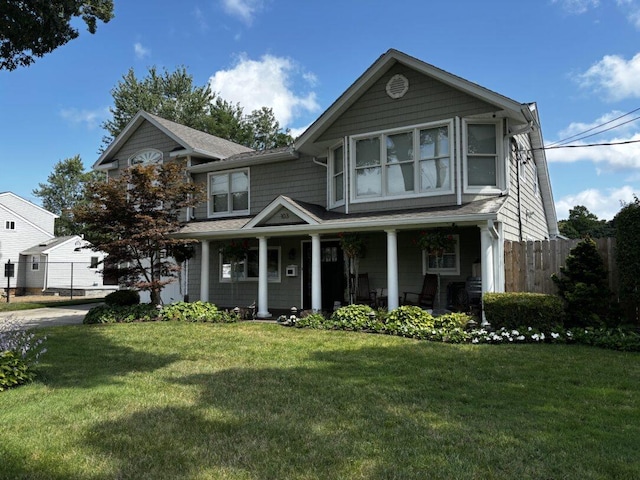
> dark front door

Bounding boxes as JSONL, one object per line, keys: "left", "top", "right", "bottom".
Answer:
{"left": 302, "top": 241, "right": 345, "bottom": 311}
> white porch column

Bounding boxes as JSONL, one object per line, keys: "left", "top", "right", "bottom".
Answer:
{"left": 311, "top": 233, "right": 322, "bottom": 312}
{"left": 480, "top": 225, "right": 495, "bottom": 295}
{"left": 257, "top": 236, "right": 271, "bottom": 318}
{"left": 200, "top": 239, "right": 210, "bottom": 302}
{"left": 386, "top": 229, "right": 399, "bottom": 310}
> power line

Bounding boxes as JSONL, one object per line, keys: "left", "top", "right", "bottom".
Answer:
{"left": 546, "top": 107, "right": 640, "bottom": 147}
{"left": 538, "top": 138, "right": 640, "bottom": 151}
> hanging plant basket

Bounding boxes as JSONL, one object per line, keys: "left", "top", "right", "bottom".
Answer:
{"left": 338, "top": 232, "right": 366, "bottom": 259}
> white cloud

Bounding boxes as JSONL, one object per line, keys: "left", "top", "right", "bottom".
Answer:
{"left": 208, "top": 54, "right": 320, "bottom": 128}
{"left": 59, "top": 107, "right": 109, "bottom": 129}
{"left": 547, "top": 110, "right": 640, "bottom": 170}
{"left": 555, "top": 185, "right": 638, "bottom": 220}
{"left": 221, "top": 0, "right": 264, "bottom": 25}
{"left": 552, "top": 0, "right": 600, "bottom": 14}
{"left": 577, "top": 53, "right": 640, "bottom": 100}
{"left": 134, "top": 42, "right": 151, "bottom": 60}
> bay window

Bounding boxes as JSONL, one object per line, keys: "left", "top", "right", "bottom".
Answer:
{"left": 330, "top": 144, "right": 345, "bottom": 206}
{"left": 351, "top": 120, "right": 453, "bottom": 202}
{"left": 209, "top": 169, "right": 249, "bottom": 217}
{"left": 464, "top": 121, "right": 502, "bottom": 191}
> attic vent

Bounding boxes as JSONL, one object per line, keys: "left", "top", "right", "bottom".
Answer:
{"left": 386, "top": 74, "right": 409, "bottom": 99}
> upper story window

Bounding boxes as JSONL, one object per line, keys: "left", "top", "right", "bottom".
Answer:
{"left": 5, "top": 220, "right": 15, "bottom": 230}
{"left": 463, "top": 120, "right": 503, "bottom": 192}
{"left": 350, "top": 120, "right": 453, "bottom": 202}
{"left": 129, "top": 148, "right": 163, "bottom": 166}
{"left": 330, "top": 144, "right": 345, "bottom": 207}
{"left": 208, "top": 169, "right": 250, "bottom": 217}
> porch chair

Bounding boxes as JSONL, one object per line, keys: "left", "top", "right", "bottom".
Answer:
{"left": 352, "top": 273, "right": 377, "bottom": 307}
{"left": 403, "top": 273, "right": 438, "bottom": 310}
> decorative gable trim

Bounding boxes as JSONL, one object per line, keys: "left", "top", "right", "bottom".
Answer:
{"left": 243, "top": 196, "right": 321, "bottom": 229}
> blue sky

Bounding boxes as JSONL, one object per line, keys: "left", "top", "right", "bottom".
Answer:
{"left": 1, "top": 0, "right": 640, "bottom": 220}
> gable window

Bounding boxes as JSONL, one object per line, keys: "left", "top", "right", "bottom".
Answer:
{"left": 330, "top": 144, "right": 345, "bottom": 207}
{"left": 129, "top": 148, "right": 163, "bottom": 166}
{"left": 208, "top": 169, "right": 250, "bottom": 217}
{"left": 351, "top": 120, "right": 453, "bottom": 202}
{"left": 31, "top": 255, "right": 40, "bottom": 271}
{"left": 5, "top": 221, "right": 15, "bottom": 230}
{"left": 220, "top": 247, "right": 281, "bottom": 282}
{"left": 422, "top": 235, "right": 460, "bottom": 276}
{"left": 463, "top": 120, "right": 503, "bottom": 192}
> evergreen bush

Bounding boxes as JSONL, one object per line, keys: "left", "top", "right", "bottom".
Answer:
{"left": 483, "top": 292, "right": 565, "bottom": 331}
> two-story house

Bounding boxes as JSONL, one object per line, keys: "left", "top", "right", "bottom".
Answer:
{"left": 93, "top": 49, "right": 558, "bottom": 316}
{"left": 0, "top": 192, "right": 112, "bottom": 297}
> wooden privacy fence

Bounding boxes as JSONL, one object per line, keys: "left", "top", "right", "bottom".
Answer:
{"left": 504, "top": 238, "right": 618, "bottom": 295}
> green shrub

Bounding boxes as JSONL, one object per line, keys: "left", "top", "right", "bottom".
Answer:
{"left": 567, "top": 327, "right": 640, "bottom": 352}
{"left": 160, "top": 301, "right": 232, "bottom": 323}
{"left": 433, "top": 312, "right": 473, "bottom": 330}
{"left": 105, "top": 290, "right": 140, "bottom": 306}
{"left": 552, "top": 237, "right": 618, "bottom": 328}
{"left": 83, "top": 304, "right": 160, "bottom": 324}
{"left": 483, "top": 292, "right": 565, "bottom": 331}
{"left": 382, "top": 305, "right": 434, "bottom": 336}
{"left": 293, "top": 312, "right": 326, "bottom": 329}
{"left": 0, "top": 350, "right": 34, "bottom": 391}
{"left": 329, "top": 304, "right": 378, "bottom": 331}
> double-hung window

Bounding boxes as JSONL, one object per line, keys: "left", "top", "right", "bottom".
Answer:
{"left": 5, "top": 221, "right": 15, "bottom": 230}
{"left": 351, "top": 121, "right": 453, "bottom": 202}
{"left": 422, "top": 235, "right": 460, "bottom": 276}
{"left": 31, "top": 255, "right": 40, "bottom": 271}
{"left": 330, "top": 144, "right": 345, "bottom": 207}
{"left": 464, "top": 121, "right": 502, "bottom": 192}
{"left": 220, "top": 247, "right": 281, "bottom": 282}
{"left": 209, "top": 169, "right": 249, "bottom": 217}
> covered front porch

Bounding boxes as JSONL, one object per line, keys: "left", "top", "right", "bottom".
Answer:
{"left": 183, "top": 201, "right": 505, "bottom": 318}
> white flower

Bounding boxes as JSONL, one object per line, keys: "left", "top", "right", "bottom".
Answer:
{"left": 551, "top": 332, "right": 560, "bottom": 339}
{"left": 472, "top": 338, "right": 479, "bottom": 344}
{"left": 517, "top": 335, "right": 526, "bottom": 341}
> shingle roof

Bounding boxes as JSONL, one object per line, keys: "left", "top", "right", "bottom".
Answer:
{"left": 21, "top": 236, "right": 76, "bottom": 255}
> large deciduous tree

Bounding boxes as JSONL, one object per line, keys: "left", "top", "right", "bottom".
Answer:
{"left": 101, "top": 65, "right": 294, "bottom": 151}
{"left": 32, "top": 155, "right": 102, "bottom": 236}
{"left": 1, "top": 1, "right": 114, "bottom": 71}
{"left": 73, "top": 160, "right": 204, "bottom": 306}
{"left": 558, "top": 205, "right": 614, "bottom": 239}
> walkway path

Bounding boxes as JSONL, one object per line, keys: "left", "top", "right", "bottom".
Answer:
{"left": 0, "top": 304, "right": 95, "bottom": 329}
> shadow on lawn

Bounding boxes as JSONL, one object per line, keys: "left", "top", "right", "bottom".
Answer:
{"left": 37, "top": 326, "right": 180, "bottom": 389}
{"left": 76, "top": 342, "right": 637, "bottom": 479}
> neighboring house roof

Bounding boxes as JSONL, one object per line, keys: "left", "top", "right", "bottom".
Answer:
{"left": 176, "top": 196, "right": 508, "bottom": 239}
{"left": 0, "top": 192, "right": 58, "bottom": 219}
{"left": 0, "top": 199, "right": 56, "bottom": 239}
{"left": 94, "top": 111, "right": 254, "bottom": 169}
{"left": 21, "top": 236, "right": 84, "bottom": 256}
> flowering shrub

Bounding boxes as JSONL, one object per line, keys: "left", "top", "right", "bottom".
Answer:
{"left": 0, "top": 316, "right": 47, "bottom": 391}
{"left": 329, "top": 304, "right": 380, "bottom": 331}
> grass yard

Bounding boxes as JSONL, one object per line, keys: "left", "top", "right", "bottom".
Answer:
{"left": 1, "top": 322, "right": 639, "bottom": 479}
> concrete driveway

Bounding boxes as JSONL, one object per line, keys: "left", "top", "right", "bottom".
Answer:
{"left": 0, "top": 304, "right": 96, "bottom": 329}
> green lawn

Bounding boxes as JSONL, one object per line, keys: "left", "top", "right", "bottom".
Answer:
{"left": 1, "top": 322, "right": 639, "bottom": 479}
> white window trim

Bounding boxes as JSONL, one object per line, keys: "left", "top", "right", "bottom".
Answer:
{"left": 349, "top": 120, "right": 455, "bottom": 204}
{"left": 5, "top": 220, "right": 15, "bottom": 230}
{"left": 31, "top": 255, "right": 41, "bottom": 271}
{"left": 207, "top": 168, "right": 251, "bottom": 218}
{"left": 329, "top": 142, "right": 346, "bottom": 208}
{"left": 421, "top": 234, "right": 460, "bottom": 276}
{"left": 128, "top": 148, "right": 164, "bottom": 166}
{"left": 462, "top": 119, "right": 504, "bottom": 194}
{"left": 219, "top": 246, "right": 281, "bottom": 283}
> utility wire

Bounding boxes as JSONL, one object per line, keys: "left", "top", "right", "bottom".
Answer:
{"left": 536, "top": 138, "right": 640, "bottom": 151}
{"left": 546, "top": 106, "right": 640, "bottom": 147}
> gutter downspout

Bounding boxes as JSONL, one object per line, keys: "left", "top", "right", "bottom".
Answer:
{"left": 455, "top": 117, "right": 462, "bottom": 206}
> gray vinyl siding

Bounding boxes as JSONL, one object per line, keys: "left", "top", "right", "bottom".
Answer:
{"left": 499, "top": 133, "right": 550, "bottom": 241}
{"left": 189, "top": 237, "right": 304, "bottom": 309}
{"left": 106, "top": 121, "right": 183, "bottom": 175}
{"left": 318, "top": 63, "right": 496, "bottom": 144}
{"left": 0, "top": 194, "right": 55, "bottom": 235}
{"left": 191, "top": 155, "right": 327, "bottom": 220}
